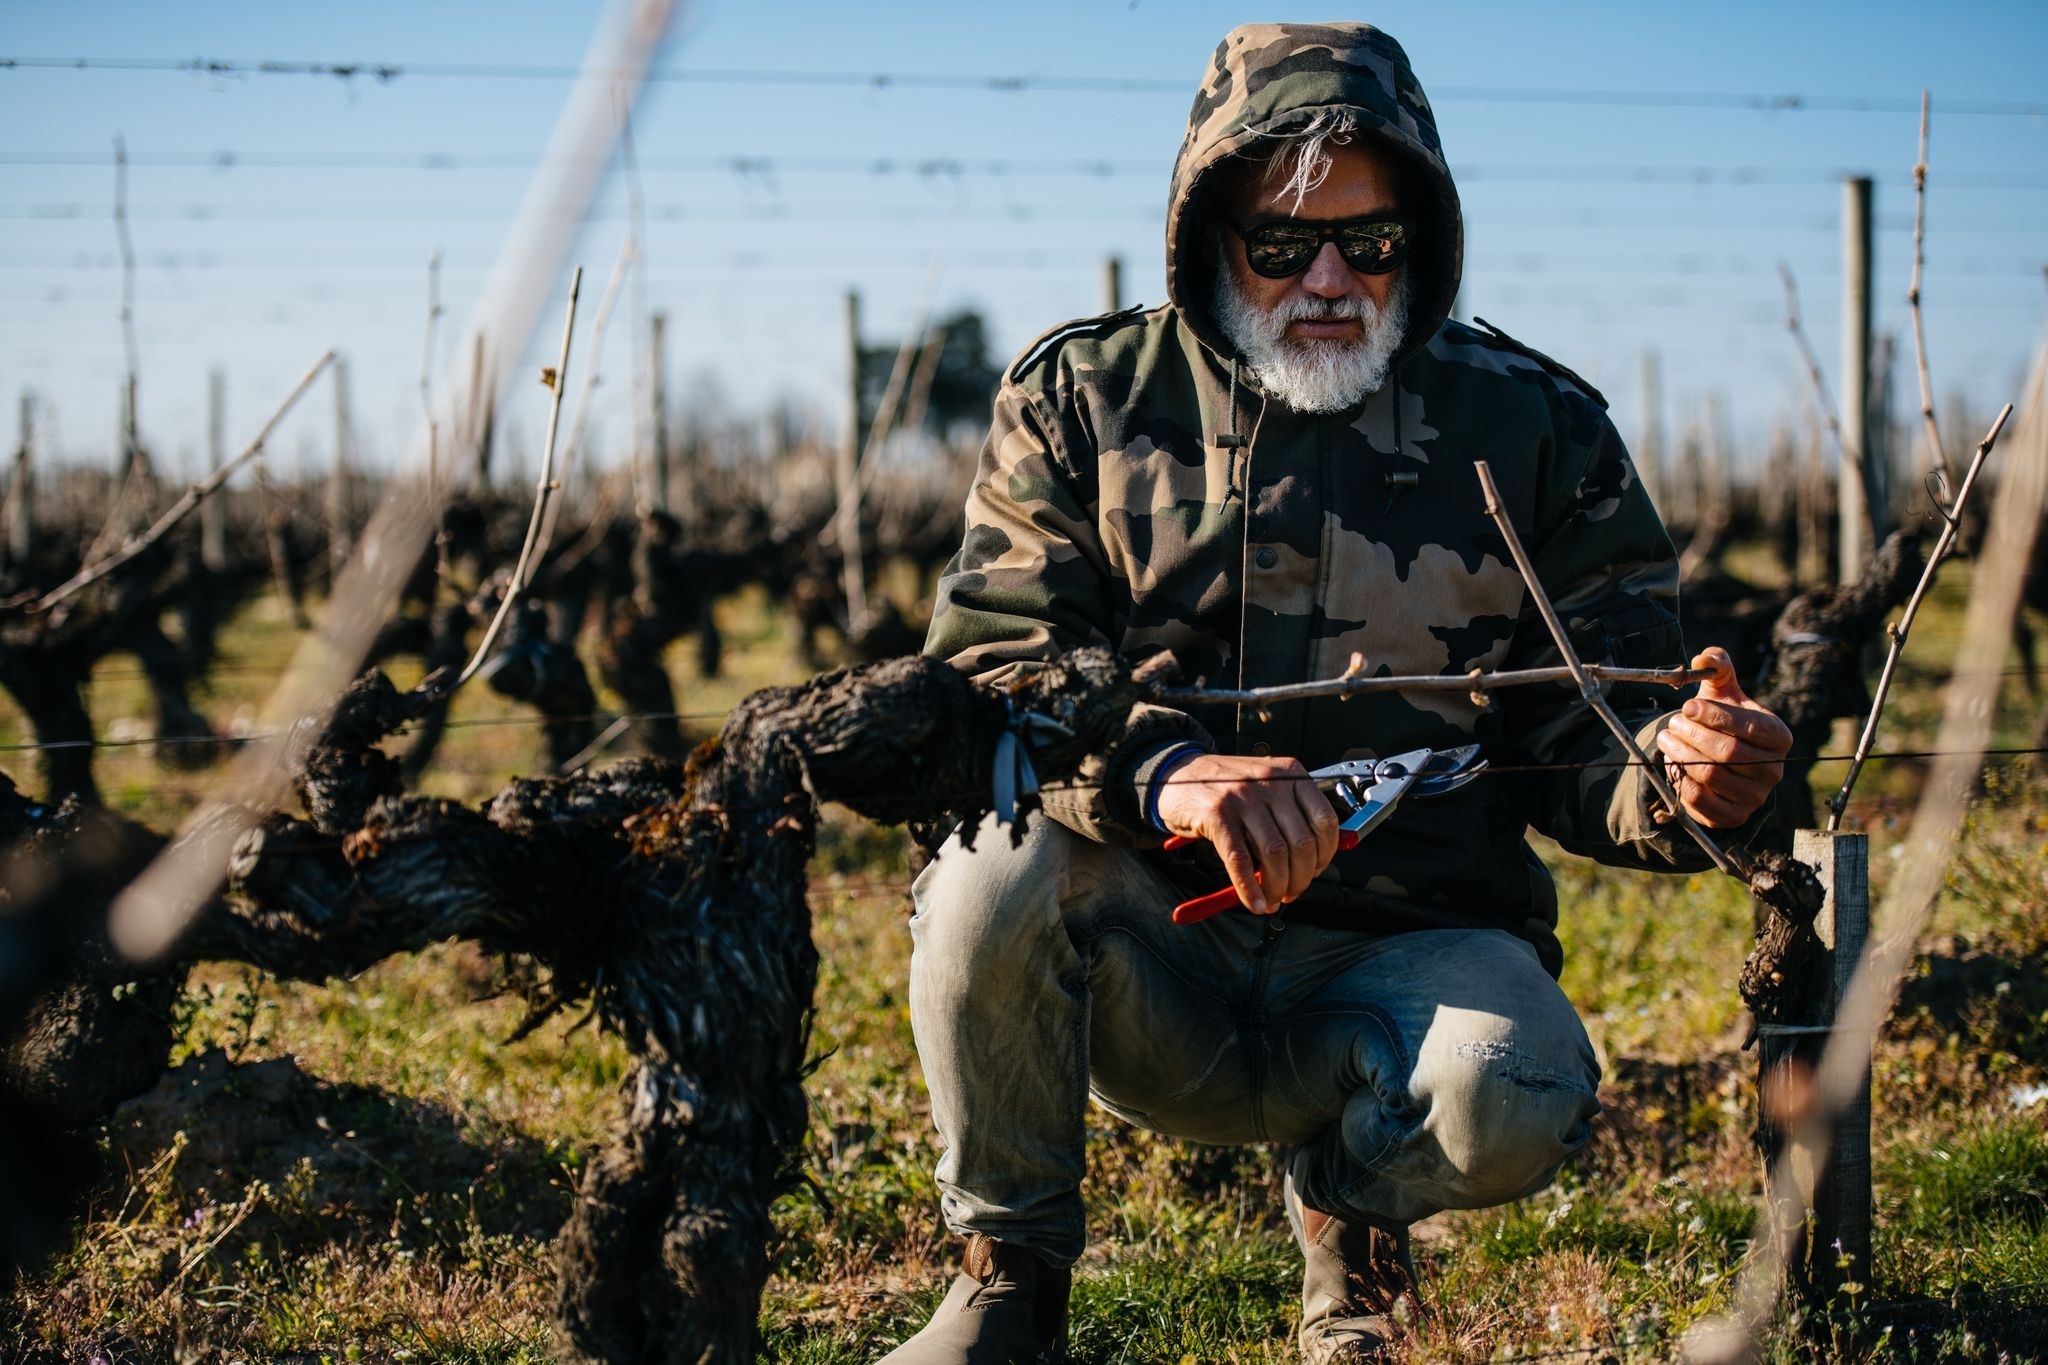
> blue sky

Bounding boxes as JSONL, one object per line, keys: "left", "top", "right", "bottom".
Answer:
{"left": 2, "top": 0, "right": 2043, "bottom": 478}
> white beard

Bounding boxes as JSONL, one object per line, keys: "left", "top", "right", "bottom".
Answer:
{"left": 1213, "top": 270, "right": 1410, "bottom": 414}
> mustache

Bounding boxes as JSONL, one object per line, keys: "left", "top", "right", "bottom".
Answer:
{"left": 1269, "top": 294, "right": 1374, "bottom": 326}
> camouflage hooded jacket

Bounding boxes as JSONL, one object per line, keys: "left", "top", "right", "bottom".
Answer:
{"left": 925, "top": 22, "right": 1726, "bottom": 972}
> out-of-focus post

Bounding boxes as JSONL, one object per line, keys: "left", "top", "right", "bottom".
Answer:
{"left": 328, "top": 354, "right": 353, "bottom": 586}
{"left": 648, "top": 310, "right": 670, "bottom": 514}
{"left": 4, "top": 392, "right": 32, "bottom": 567}
{"left": 1637, "top": 350, "right": 1662, "bottom": 507}
{"left": 1839, "top": 175, "right": 1874, "bottom": 583}
{"left": 838, "top": 289, "right": 868, "bottom": 629}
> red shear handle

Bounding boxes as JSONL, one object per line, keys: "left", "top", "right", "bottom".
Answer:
{"left": 1172, "top": 879, "right": 1253, "bottom": 925}
{"left": 1160, "top": 830, "right": 1360, "bottom": 924}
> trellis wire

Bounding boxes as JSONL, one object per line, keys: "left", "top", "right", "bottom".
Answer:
{"left": 4, "top": 718, "right": 2042, "bottom": 774}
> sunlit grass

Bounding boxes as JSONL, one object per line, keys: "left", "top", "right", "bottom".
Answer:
{"left": 4, "top": 583, "right": 2047, "bottom": 1361}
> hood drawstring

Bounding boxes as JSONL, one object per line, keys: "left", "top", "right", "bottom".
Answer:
{"left": 1226, "top": 355, "right": 1252, "bottom": 708}
{"left": 1217, "top": 358, "right": 1247, "bottom": 451}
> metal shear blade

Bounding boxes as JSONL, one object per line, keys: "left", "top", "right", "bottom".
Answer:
{"left": 1316, "top": 743, "right": 1486, "bottom": 844}
{"left": 1165, "top": 743, "right": 1487, "bottom": 925}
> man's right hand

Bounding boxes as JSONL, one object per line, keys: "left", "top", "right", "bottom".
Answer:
{"left": 1154, "top": 753, "right": 1341, "bottom": 913}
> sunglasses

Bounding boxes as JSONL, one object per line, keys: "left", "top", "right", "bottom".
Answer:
{"left": 1226, "top": 214, "right": 1410, "bottom": 279}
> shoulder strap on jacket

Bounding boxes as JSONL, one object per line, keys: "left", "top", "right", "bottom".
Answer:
{"left": 1469, "top": 316, "right": 1609, "bottom": 409}
{"left": 1007, "top": 305, "right": 1148, "bottom": 384}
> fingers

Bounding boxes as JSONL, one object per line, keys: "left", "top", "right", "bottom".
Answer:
{"left": 1209, "top": 819, "right": 1270, "bottom": 914}
{"left": 1689, "top": 645, "right": 1740, "bottom": 700}
{"left": 1660, "top": 758, "right": 1753, "bottom": 827}
{"left": 1676, "top": 698, "right": 1793, "bottom": 754}
{"left": 1232, "top": 793, "right": 1319, "bottom": 908}
{"left": 1656, "top": 724, "right": 1782, "bottom": 828}
{"left": 1252, "top": 759, "right": 1342, "bottom": 904}
{"left": 1157, "top": 753, "right": 1339, "bottom": 912}
{"left": 1657, "top": 725, "right": 1781, "bottom": 798}
{"left": 1294, "top": 774, "right": 1342, "bottom": 873}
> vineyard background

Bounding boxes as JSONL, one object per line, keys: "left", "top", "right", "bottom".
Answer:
{"left": 4, "top": 1, "right": 2048, "bottom": 1361}
{"left": 4, "top": 543, "right": 2047, "bottom": 1362}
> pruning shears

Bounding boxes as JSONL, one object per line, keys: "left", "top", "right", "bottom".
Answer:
{"left": 1161, "top": 744, "right": 1487, "bottom": 925}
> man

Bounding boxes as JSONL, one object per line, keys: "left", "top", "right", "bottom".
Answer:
{"left": 891, "top": 22, "right": 1791, "bottom": 1364}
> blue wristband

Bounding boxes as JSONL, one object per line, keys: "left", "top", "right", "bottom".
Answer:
{"left": 1145, "top": 745, "right": 1207, "bottom": 833}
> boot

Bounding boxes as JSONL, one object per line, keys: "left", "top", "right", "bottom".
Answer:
{"left": 878, "top": 1234, "right": 1070, "bottom": 1364}
{"left": 1287, "top": 1176, "right": 1421, "bottom": 1363}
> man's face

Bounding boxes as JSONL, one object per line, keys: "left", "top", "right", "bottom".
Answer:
{"left": 1219, "top": 139, "right": 1407, "bottom": 336}
{"left": 1211, "top": 138, "right": 1411, "bottom": 413}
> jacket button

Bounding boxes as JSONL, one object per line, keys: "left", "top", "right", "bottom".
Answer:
{"left": 1250, "top": 741, "right": 1271, "bottom": 756}
{"left": 1254, "top": 547, "right": 1278, "bottom": 569}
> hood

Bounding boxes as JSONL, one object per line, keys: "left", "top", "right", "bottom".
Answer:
{"left": 1166, "top": 22, "right": 1463, "bottom": 366}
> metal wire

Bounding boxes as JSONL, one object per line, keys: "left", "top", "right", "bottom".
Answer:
{"left": 2, "top": 713, "right": 2042, "bottom": 776}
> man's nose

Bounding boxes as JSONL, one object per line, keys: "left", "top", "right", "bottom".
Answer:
{"left": 1299, "top": 241, "right": 1355, "bottom": 298}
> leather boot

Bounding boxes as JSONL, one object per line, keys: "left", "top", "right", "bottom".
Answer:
{"left": 1287, "top": 1177, "right": 1421, "bottom": 1363}
{"left": 878, "top": 1234, "right": 1070, "bottom": 1364}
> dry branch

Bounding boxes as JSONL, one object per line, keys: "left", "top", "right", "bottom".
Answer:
{"left": 420, "top": 250, "right": 452, "bottom": 589}
{"left": 92, "top": 0, "right": 686, "bottom": 968}
{"left": 1152, "top": 661, "right": 1714, "bottom": 709}
{"left": 1754, "top": 530, "right": 1925, "bottom": 832}
{"left": 1826, "top": 403, "right": 2012, "bottom": 827}
{"left": 1779, "top": 263, "right": 1872, "bottom": 548}
{"left": 22, "top": 351, "right": 335, "bottom": 616}
{"left": 450, "top": 266, "right": 583, "bottom": 694}
{"left": 1472, "top": 460, "right": 1743, "bottom": 878}
{"left": 1691, "top": 347, "right": 2042, "bottom": 1364}
{"left": 1907, "top": 89, "right": 1954, "bottom": 498}
{"left": 113, "top": 134, "right": 145, "bottom": 486}
{"left": 543, "top": 232, "right": 636, "bottom": 557}
{"left": 8, "top": 646, "right": 1148, "bottom": 1361}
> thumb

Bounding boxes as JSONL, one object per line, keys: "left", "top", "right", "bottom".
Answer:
{"left": 1688, "top": 645, "right": 1749, "bottom": 706}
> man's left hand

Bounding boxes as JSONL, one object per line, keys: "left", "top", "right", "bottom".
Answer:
{"left": 1653, "top": 646, "right": 1792, "bottom": 828}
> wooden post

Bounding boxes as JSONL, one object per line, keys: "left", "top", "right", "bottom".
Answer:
{"left": 4, "top": 391, "right": 32, "bottom": 567}
{"left": 1784, "top": 829, "right": 1873, "bottom": 1302}
{"left": 1637, "top": 350, "right": 1663, "bottom": 506}
{"left": 837, "top": 289, "right": 868, "bottom": 629}
{"left": 327, "top": 353, "right": 353, "bottom": 586}
{"left": 467, "top": 333, "right": 494, "bottom": 496}
{"left": 1101, "top": 256, "right": 1123, "bottom": 314}
{"left": 1705, "top": 393, "right": 1732, "bottom": 543}
{"left": 1839, "top": 175, "right": 1874, "bottom": 584}
{"left": 648, "top": 310, "right": 670, "bottom": 514}
{"left": 1870, "top": 329, "right": 1897, "bottom": 533}
{"left": 113, "top": 134, "right": 147, "bottom": 496}
{"left": 1798, "top": 404, "right": 1831, "bottom": 589}
{"left": 202, "top": 369, "right": 228, "bottom": 571}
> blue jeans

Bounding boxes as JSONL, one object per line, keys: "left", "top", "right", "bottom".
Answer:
{"left": 908, "top": 812, "right": 1602, "bottom": 1267}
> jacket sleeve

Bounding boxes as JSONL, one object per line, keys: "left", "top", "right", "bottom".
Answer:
{"left": 1495, "top": 405, "right": 1770, "bottom": 871}
{"left": 924, "top": 374, "right": 1213, "bottom": 845}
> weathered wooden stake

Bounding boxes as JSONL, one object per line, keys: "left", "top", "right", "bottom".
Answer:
{"left": 647, "top": 310, "right": 670, "bottom": 514}
{"left": 1839, "top": 175, "right": 1876, "bottom": 583}
{"left": 837, "top": 289, "right": 868, "bottom": 628}
{"left": 466, "top": 333, "right": 494, "bottom": 496}
{"left": 1799, "top": 403, "right": 1831, "bottom": 589}
{"left": 202, "top": 370, "right": 227, "bottom": 572}
{"left": 1782, "top": 829, "right": 1873, "bottom": 1302}
{"left": 1637, "top": 349, "right": 1663, "bottom": 506}
{"left": 5, "top": 391, "right": 33, "bottom": 566}
{"left": 328, "top": 354, "right": 353, "bottom": 586}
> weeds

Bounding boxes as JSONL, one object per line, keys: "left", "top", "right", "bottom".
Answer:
{"left": 5, "top": 592, "right": 2046, "bottom": 1362}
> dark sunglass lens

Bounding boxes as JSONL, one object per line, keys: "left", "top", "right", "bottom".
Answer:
{"left": 1336, "top": 222, "right": 1406, "bottom": 274}
{"left": 1245, "top": 230, "right": 1315, "bottom": 278}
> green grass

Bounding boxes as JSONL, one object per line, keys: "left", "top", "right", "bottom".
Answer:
{"left": 4, "top": 583, "right": 2047, "bottom": 1362}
